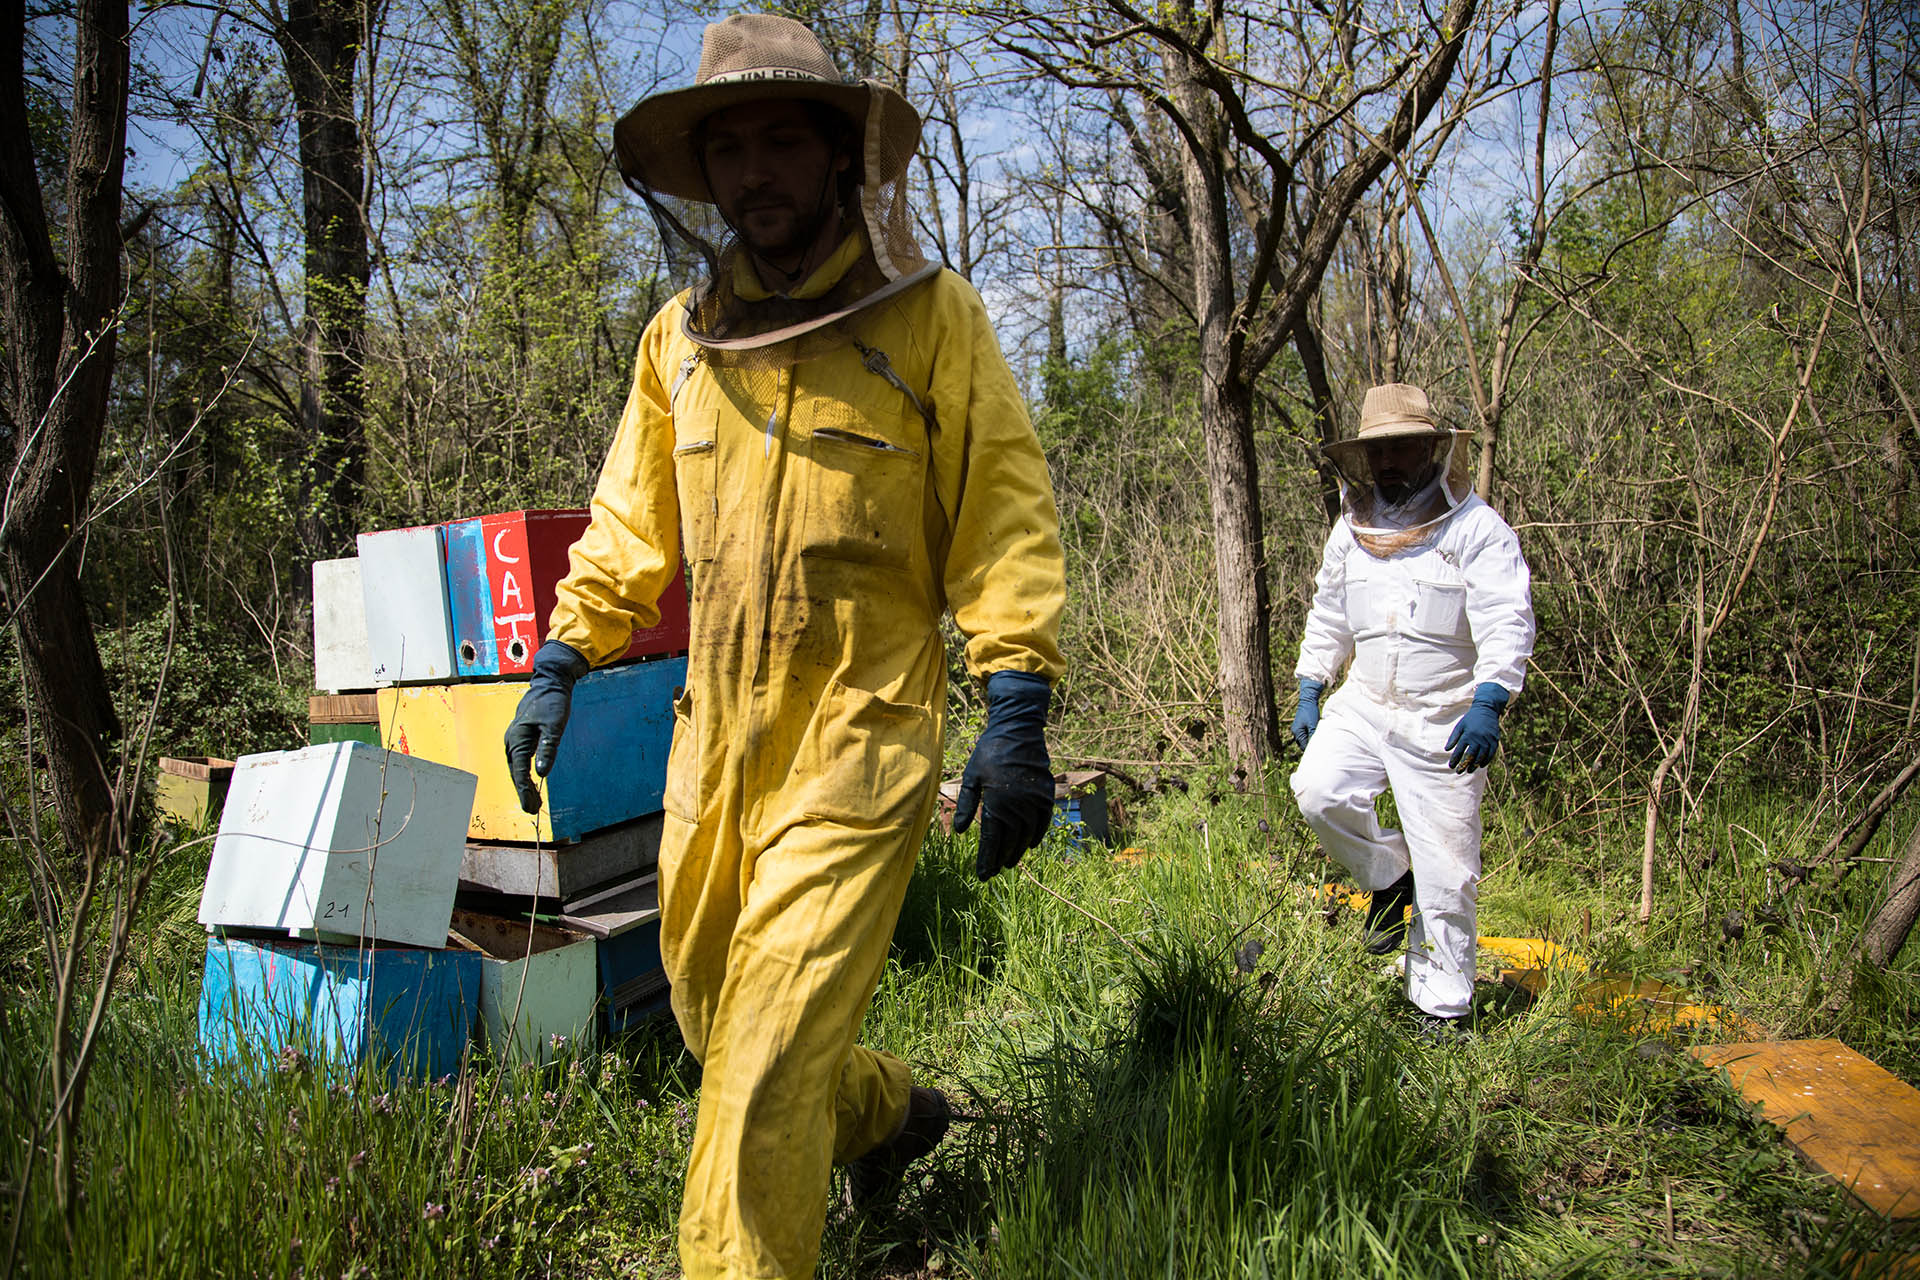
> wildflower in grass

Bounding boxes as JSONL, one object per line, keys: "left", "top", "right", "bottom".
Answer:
{"left": 422, "top": 1202, "right": 445, "bottom": 1221}
{"left": 543, "top": 1090, "right": 557, "bottom": 1105}
{"left": 348, "top": 1149, "right": 367, "bottom": 1172}
{"left": 287, "top": 1106, "right": 303, "bottom": 1135}
{"left": 372, "top": 1093, "right": 392, "bottom": 1114}
{"left": 434, "top": 1073, "right": 453, "bottom": 1087}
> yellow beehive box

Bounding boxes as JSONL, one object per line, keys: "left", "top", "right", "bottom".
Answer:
{"left": 156, "top": 756, "right": 236, "bottom": 828}
{"left": 379, "top": 657, "right": 684, "bottom": 843}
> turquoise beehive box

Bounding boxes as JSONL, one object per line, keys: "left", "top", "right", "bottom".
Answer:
{"left": 443, "top": 517, "right": 500, "bottom": 677}
{"left": 199, "top": 935, "right": 480, "bottom": 1081}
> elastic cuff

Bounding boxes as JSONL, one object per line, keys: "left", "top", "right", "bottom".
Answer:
{"left": 534, "top": 638, "right": 591, "bottom": 682}
{"left": 985, "top": 669, "right": 1051, "bottom": 695}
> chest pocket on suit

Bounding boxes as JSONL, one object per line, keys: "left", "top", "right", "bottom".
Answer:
{"left": 673, "top": 410, "right": 718, "bottom": 564}
{"left": 793, "top": 347, "right": 928, "bottom": 572}
{"left": 1408, "top": 574, "right": 1469, "bottom": 641}
{"left": 1345, "top": 565, "right": 1387, "bottom": 634}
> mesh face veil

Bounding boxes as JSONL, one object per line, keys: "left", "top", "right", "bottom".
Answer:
{"left": 624, "top": 84, "right": 933, "bottom": 369}
{"left": 1328, "top": 432, "right": 1474, "bottom": 557}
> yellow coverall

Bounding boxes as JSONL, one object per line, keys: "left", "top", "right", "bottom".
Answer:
{"left": 548, "top": 232, "right": 1067, "bottom": 1279}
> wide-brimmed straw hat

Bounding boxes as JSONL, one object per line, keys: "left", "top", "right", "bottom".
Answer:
{"left": 614, "top": 13, "right": 922, "bottom": 204}
{"left": 1322, "top": 382, "right": 1469, "bottom": 470}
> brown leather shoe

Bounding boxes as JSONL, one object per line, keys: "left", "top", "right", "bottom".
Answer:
{"left": 845, "top": 1085, "right": 951, "bottom": 1211}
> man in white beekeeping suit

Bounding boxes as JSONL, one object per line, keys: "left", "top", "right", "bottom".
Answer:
{"left": 1288, "top": 382, "right": 1535, "bottom": 1039}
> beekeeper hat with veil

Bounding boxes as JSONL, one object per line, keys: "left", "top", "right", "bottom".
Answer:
{"left": 611, "top": 12, "right": 934, "bottom": 364}
{"left": 1320, "top": 383, "right": 1474, "bottom": 557}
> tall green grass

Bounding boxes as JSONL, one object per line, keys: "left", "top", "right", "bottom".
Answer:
{"left": 2, "top": 775, "right": 1915, "bottom": 1277}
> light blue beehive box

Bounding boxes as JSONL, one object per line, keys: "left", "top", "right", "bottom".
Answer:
{"left": 199, "top": 934, "right": 480, "bottom": 1081}
{"left": 443, "top": 517, "right": 500, "bottom": 677}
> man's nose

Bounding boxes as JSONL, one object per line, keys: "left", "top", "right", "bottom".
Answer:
{"left": 737, "top": 143, "right": 775, "bottom": 187}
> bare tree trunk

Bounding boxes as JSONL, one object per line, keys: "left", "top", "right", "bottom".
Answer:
{"left": 1175, "top": 40, "right": 1280, "bottom": 773}
{"left": 988, "top": 0, "right": 1477, "bottom": 778}
{"left": 0, "top": 0, "right": 129, "bottom": 860}
{"left": 1476, "top": 0, "right": 1557, "bottom": 502}
{"left": 275, "top": 0, "right": 376, "bottom": 556}
{"left": 1860, "top": 820, "right": 1920, "bottom": 971}
{"left": 1642, "top": 560, "right": 1704, "bottom": 922}
{"left": 1817, "top": 743, "right": 1920, "bottom": 879}
{"left": 1198, "top": 373, "right": 1281, "bottom": 771}
{"left": 1295, "top": 318, "right": 1343, "bottom": 525}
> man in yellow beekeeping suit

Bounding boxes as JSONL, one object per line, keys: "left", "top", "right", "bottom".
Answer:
{"left": 501, "top": 13, "right": 1067, "bottom": 1279}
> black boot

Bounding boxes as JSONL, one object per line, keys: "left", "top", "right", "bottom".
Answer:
{"left": 1363, "top": 871, "right": 1415, "bottom": 955}
{"left": 845, "top": 1085, "right": 951, "bottom": 1211}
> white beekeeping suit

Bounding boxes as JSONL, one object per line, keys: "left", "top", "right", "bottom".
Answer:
{"left": 1289, "top": 383, "right": 1535, "bottom": 1031}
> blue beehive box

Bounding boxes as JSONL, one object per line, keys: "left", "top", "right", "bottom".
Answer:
{"left": 199, "top": 935, "right": 480, "bottom": 1081}
{"left": 444, "top": 517, "right": 499, "bottom": 677}
{"left": 559, "top": 873, "right": 671, "bottom": 1034}
{"left": 1053, "top": 770, "right": 1111, "bottom": 848}
{"left": 938, "top": 769, "right": 1113, "bottom": 850}
{"left": 601, "top": 920, "right": 669, "bottom": 1034}
{"left": 544, "top": 658, "right": 684, "bottom": 841}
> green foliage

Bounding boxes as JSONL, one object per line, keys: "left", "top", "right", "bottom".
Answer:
{"left": 13, "top": 0, "right": 1920, "bottom": 1266}
{"left": 988, "top": 944, "right": 1481, "bottom": 1279}
{"left": 96, "top": 612, "right": 307, "bottom": 763}
{"left": 0, "top": 969, "right": 699, "bottom": 1278}
{"left": 1035, "top": 333, "right": 1134, "bottom": 451}
{"left": 3, "top": 781, "right": 1916, "bottom": 1276}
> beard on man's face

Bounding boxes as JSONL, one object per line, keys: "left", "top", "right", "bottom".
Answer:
{"left": 737, "top": 200, "right": 831, "bottom": 260}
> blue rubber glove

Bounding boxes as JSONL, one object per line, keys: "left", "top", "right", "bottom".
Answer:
{"left": 503, "top": 640, "right": 591, "bottom": 813}
{"left": 1291, "top": 678, "right": 1327, "bottom": 751}
{"left": 952, "top": 671, "right": 1054, "bottom": 881}
{"left": 1445, "top": 682, "right": 1510, "bottom": 772}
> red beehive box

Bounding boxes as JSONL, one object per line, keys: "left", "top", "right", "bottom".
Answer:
{"left": 464, "top": 509, "right": 689, "bottom": 673}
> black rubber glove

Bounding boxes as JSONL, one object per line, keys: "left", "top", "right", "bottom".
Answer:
{"left": 503, "top": 640, "right": 591, "bottom": 814}
{"left": 952, "top": 670, "right": 1054, "bottom": 881}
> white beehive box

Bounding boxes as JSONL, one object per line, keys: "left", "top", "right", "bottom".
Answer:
{"left": 450, "top": 909, "right": 598, "bottom": 1066}
{"left": 312, "top": 557, "right": 383, "bottom": 693}
{"left": 357, "top": 526, "right": 456, "bottom": 684}
{"left": 198, "top": 742, "right": 478, "bottom": 949}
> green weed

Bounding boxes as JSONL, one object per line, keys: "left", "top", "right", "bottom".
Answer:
{"left": 2, "top": 777, "right": 1915, "bottom": 1277}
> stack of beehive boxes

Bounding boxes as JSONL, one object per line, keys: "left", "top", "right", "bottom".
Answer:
{"left": 199, "top": 509, "right": 688, "bottom": 1079}
{"left": 196, "top": 740, "right": 483, "bottom": 1079}
{"left": 343, "top": 510, "right": 689, "bottom": 1046}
